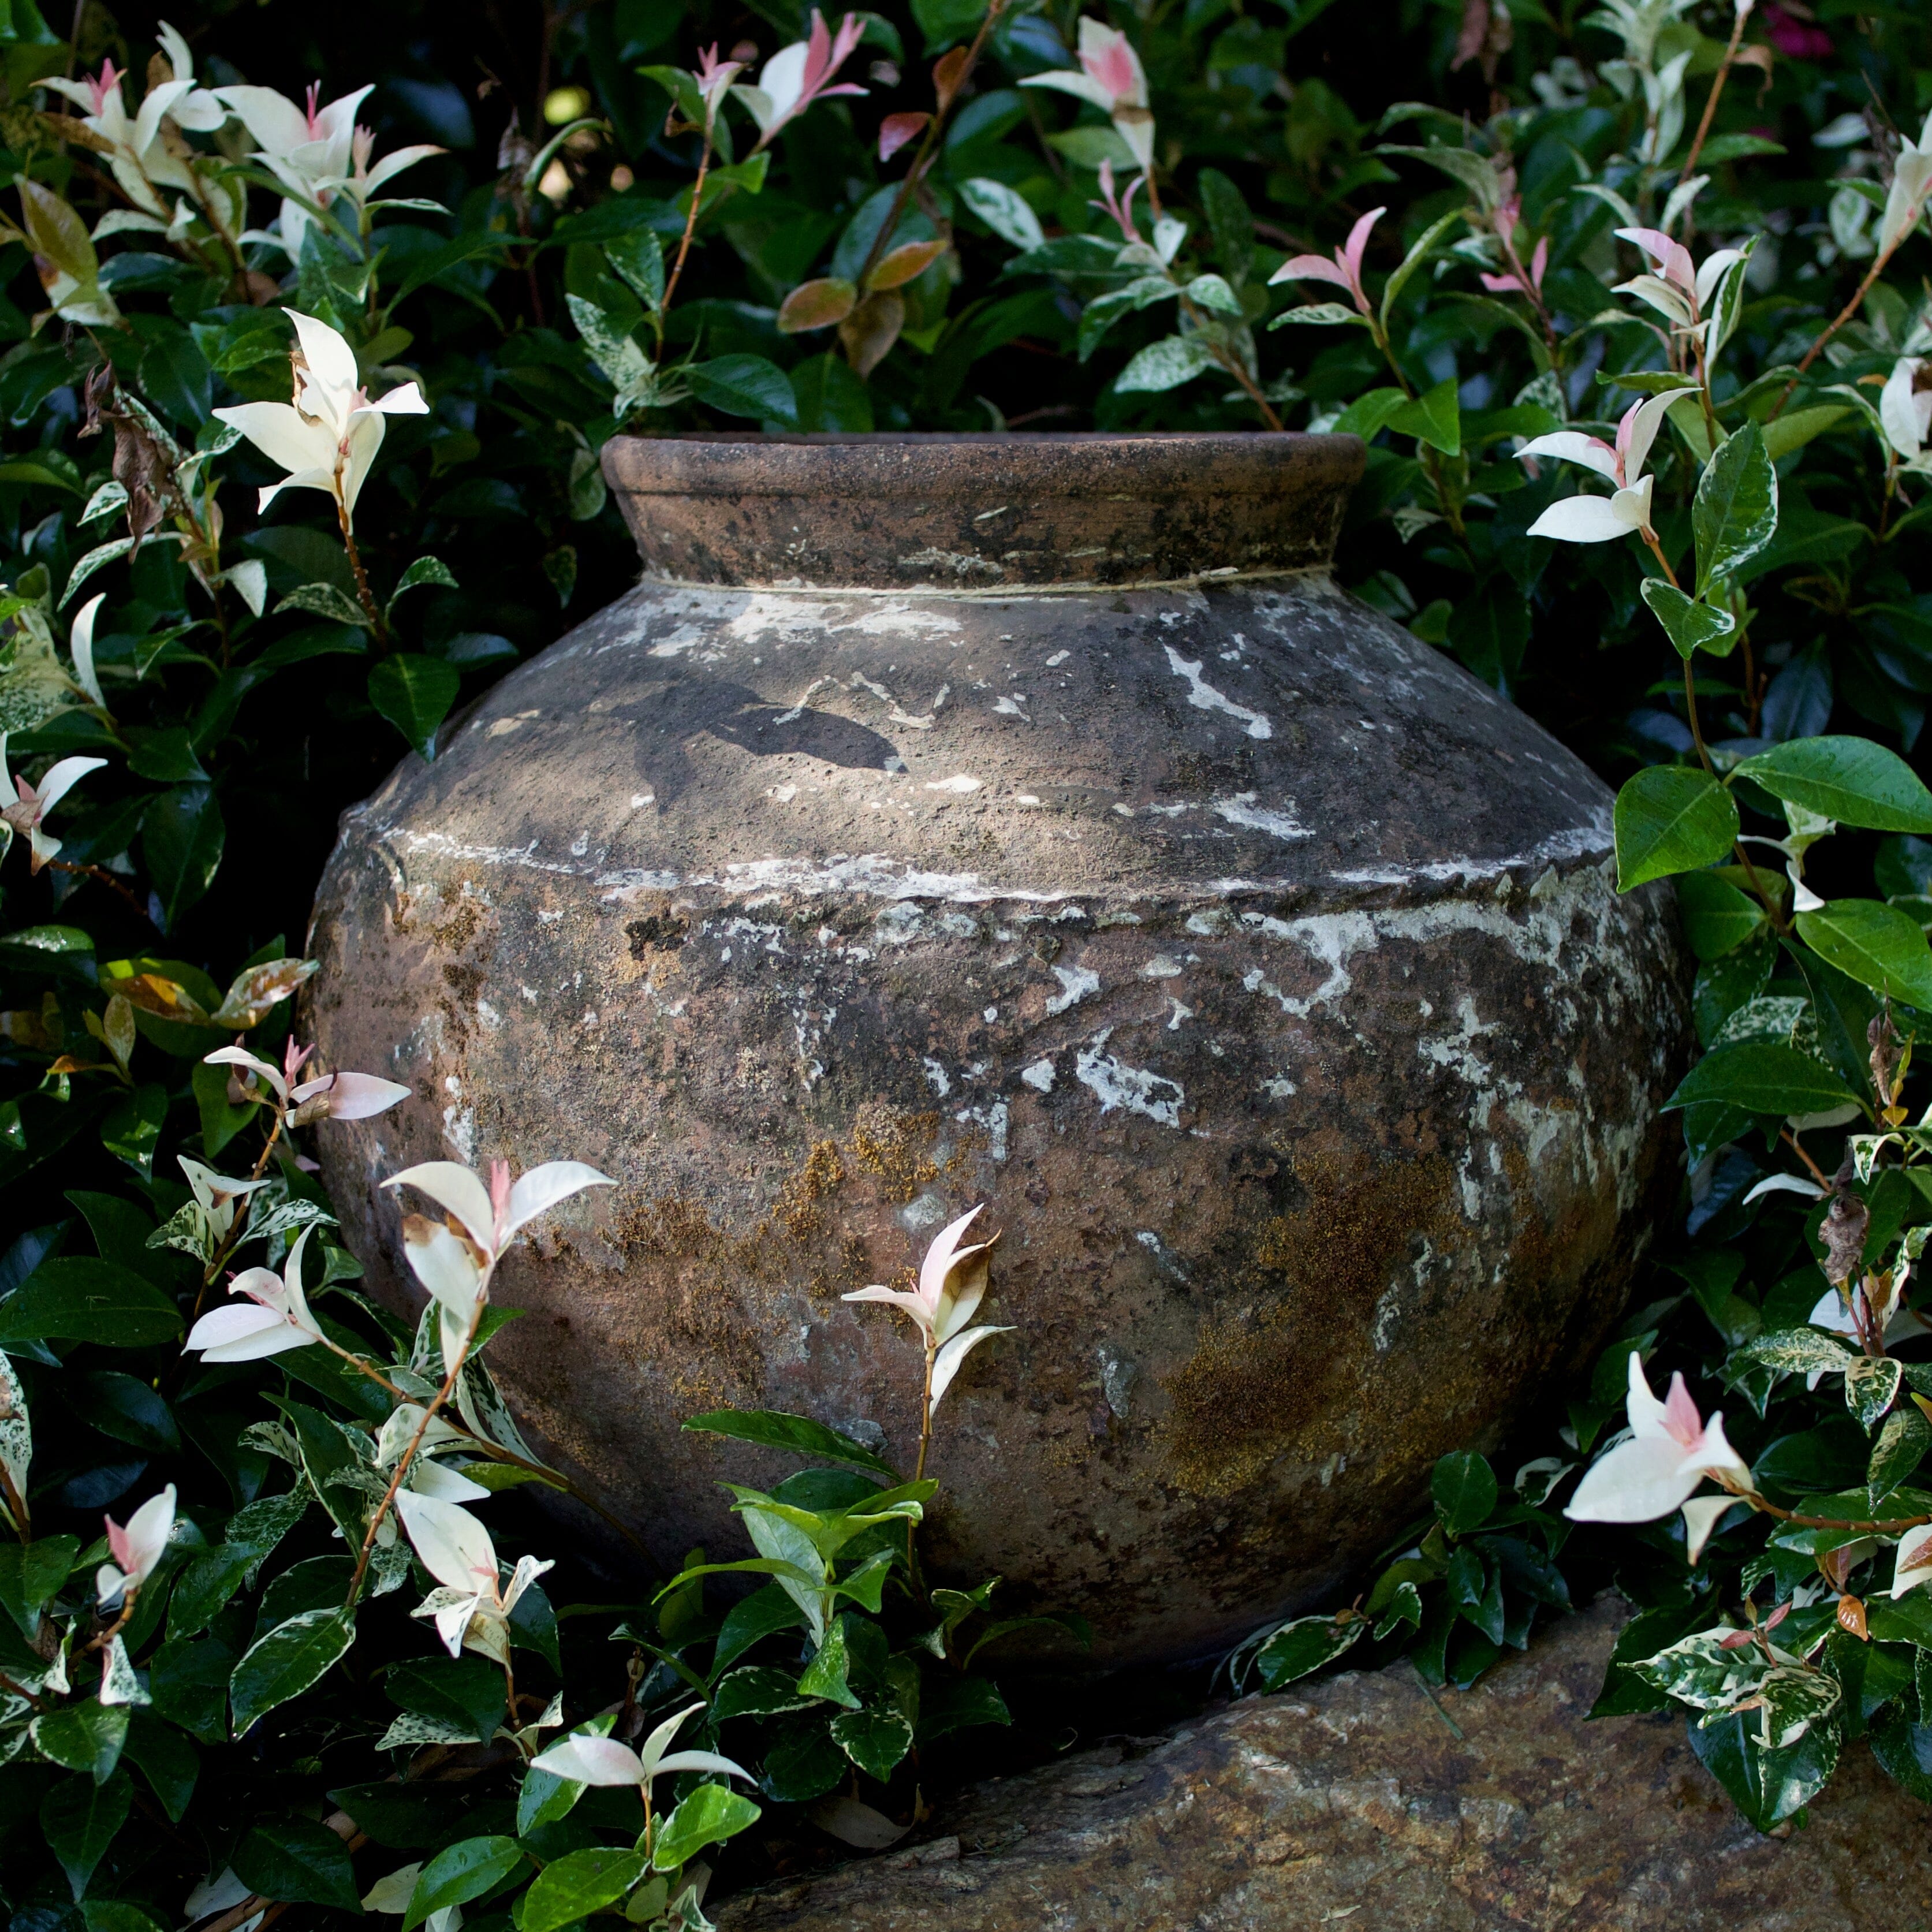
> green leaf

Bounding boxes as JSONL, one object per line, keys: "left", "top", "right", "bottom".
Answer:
{"left": 687, "top": 354, "right": 800, "bottom": 427}
{"left": 81, "top": 1903, "right": 167, "bottom": 1932}
{"left": 368, "top": 655, "right": 461, "bottom": 763}
{"left": 229, "top": 1607, "right": 355, "bottom": 1736}
{"left": 331, "top": 1779, "right": 473, "bottom": 1850}
{"left": 1639, "top": 579, "right": 1737, "bottom": 660}
{"left": 1379, "top": 209, "right": 1465, "bottom": 330}
{"left": 0, "top": 1532, "right": 79, "bottom": 1639}
{"left": 275, "top": 582, "right": 369, "bottom": 627}
{"left": 0, "top": 1258, "right": 182, "bottom": 1347}
{"left": 1868, "top": 1405, "right": 1930, "bottom": 1503}
{"left": 797, "top": 1617, "right": 860, "bottom": 1708}
{"left": 1254, "top": 1613, "right": 1364, "bottom": 1688}
{"left": 1663, "top": 1040, "right": 1859, "bottom": 1118}
{"left": 383, "top": 1655, "right": 507, "bottom": 1744}
{"left": 169, "top": 1491, "right": 308, "bottom": 1639}
{"left": 1113, "top": 334, "right": 1218, "bottom": 393}
{"left": 1846, "top": 1355, "right": 1902, "bottom": 1433}
{"left": 1268, "top": 300, "right": 1371, "bottom": 330}
{"left": 916, "top": 1670, "right": 1010, "bottom": 1742}
{"left": 1183, "top": 273, "right": 1243, "bottom": 316}
{"left": 1431, "top": 1450, "right": 1499, "bottom": 1535}
{"left": 42, "top": 1772, "right": 132, "bottom": 1901}
{"left": 1688, "top": 1708, "right": 1840, "bottom": 1831}
{"left": 141, "top": 784, "right": 225, "bottom": 933}
{"left": 1870, "top": 1706, "right": 1932, "bottom": 1800}
{"left": 711, "top": 1665, "right": 814, "bottom": 1721}
{"left": 1693, "top": 420, "right": 1778, "bottom": 597}
{"left": 385, "top": 557, "right": 458, "bottom": 621}
{"left": 829, "top": 1703, "right": 914, "bottom": 1781}
{"left": 1677, "top": 871, "right": 1767, "bottom": 960}
{"left": 1734, "top": 1328, "right": 1856, "bottom": 1375}
{"left": 1794, "top": 901, "right": 1932, "bottom": 1008}
{"left": 122, "top": 1709, "right": 197, "bottom": 1822}
{"left": 789, "top": 353, "right": 874, "bottom": 433}
{"left": 652, "top": 1784, "right": 762, "bottom": 1871}
{"left": 1613, "top": 767, "right": 1739, "bottom": 890}
{"left": 31, "top": 1702, "right": 129, "bottom": 1782}
{"left": 682, "top": 1407, "right": 896, "bottom": 1475}
{"left": 524, "top": 1848, "right": 647, "bottom": 1932}
{"left": 1733, "top": 737, "right": 1932, "bottom": 834}
{"left": 100, "top": 1083, "right": 167, "bottom": 1180}
{"left": 1386, "top": 375, "right": 1461, "bottom": 455}
{"left": 1330, "top": 386, "right": 1409, "bottom": 443}
{"left": 403, "top": 1836, "right": 527, "bottom": 1931}
{"left": 232, "top": 1817, "right": 363, "bottom": 1914}
{"left": 605, "top": 229, "right": 666, "bottom": 312}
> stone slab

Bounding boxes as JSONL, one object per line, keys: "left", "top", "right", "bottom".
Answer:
{"left": 715, "top": 1597, "right": 1932, "bottom": 1931}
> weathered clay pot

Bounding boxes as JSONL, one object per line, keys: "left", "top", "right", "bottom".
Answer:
{"left": 308, "top": 432, "right": 1687, "bottom": 1666}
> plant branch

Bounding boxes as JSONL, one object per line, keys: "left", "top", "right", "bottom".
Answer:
{"left": 1674, "top": 5, "right": 1750, "bottom": 242}
{"left": 335, "top": 499, "right": 393, "bottom": 649}
{"left": 1770, "top": 241, "right": 1907, "bottom": 420}
{"left": 345, "top": 1293, "right": 486, "bottom": 1605}
{"left": 852, "top": 0, "right": 1007, "bottom": 297}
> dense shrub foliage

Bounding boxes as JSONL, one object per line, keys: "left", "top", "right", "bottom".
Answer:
{"left": 6, "top": 0, "right": 1932, "bottom": 1919}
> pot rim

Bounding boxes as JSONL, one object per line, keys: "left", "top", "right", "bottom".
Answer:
{"left": 599, "top": 428, "right": 1364, "bottom": 587}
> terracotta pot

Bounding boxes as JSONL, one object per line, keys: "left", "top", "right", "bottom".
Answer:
{"left": 308, "top": 431, "right": 1687, "bottom": 1666}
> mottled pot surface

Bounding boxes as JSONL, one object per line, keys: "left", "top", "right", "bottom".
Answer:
{"left": 308, "top": 432, "right": 1687, "bottom": 1665}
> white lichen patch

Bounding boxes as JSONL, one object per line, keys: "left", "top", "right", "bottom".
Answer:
{"left": 1162, "top": 646, "right": 1272, "bottom": 739}
{"left": 1046, "top": 965, "right": 1101, "bottom": 1015}
{"left": 1213, "top": 792, "right": 1313, "bottom": 841}
{"left": 1076, "top": 1027, "right": 1183, "bottom": 1128}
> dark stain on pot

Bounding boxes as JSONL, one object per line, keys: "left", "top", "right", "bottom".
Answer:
{"left": 306, "top": 431, "right": 1690, "bottom": 1666}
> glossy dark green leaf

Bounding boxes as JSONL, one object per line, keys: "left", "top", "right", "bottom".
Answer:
{"left": 1692, "top": 420, "right": 1777, "bottom": 595}
{"left": 651, "top": 1784, "right": 761, "bottom": 1871}
{"left": 368, "top": 654, "right": 461, "bottom": 762}
{"left": 31, "top": 1702, "right": 129, "bottom": 1782}
{"left": 1794, "top": 900, "right": 1932, "bottom": 1008}
{"left": 687, "top": 353, "right": 800, "bottom": 427}
{"left": 383, "top": 1654, "right": 507, "bottom": 1743}
{"left": 1733, "top": 737, "right": 1932, "bottom": 834}
{"left": 42, "top": 1771, "right": 132, "bottom": 1900}
{"left": 1663, "top": 1041, "right": 1858, "bottom": 1118}
{"left": 122, "top": 1709, "right": 197, "bottom": 1822}
{"left": 1639, "top": 578, "right": 1737, "bottom": 659}
{"left": 233, "top": 1816, "right": 362, "bottom": 1912}
{"left": 1613, "top": 767, "right": 1739, "bottom": 890}
{"left": 0, "top": 1258, "right": 181, "bottom": 1346}
{"left": 141, "top": 784, "right": 225, "bottom": 933}
{"left": 403, "top": 1835, "right": 527, "bottom": 1931}
{"left": 1253, "top": 1613, "right": 1364, "bottom": 1688}
{"left": 230, "top": 1608, "right": 356, "bottom": 1736}
{"left": 1432, "top": 1450, "right": 1499, "bottom": 1535}
{"left": 1677, "top": 871, "right": 1767, "bottom": 960}
{"left": 683, "top": 1407, "right": 896, "bottom": 1475}
{"left": 523, "top": 1847, "right": 646, "bottom": 1932}
{"left": 0, "top": 1532, "right": 79, "bottom": 1639}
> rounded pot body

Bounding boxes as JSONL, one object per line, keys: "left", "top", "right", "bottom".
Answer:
{"left": 308, "top": 432, "right": 1687, "bottom": 1666}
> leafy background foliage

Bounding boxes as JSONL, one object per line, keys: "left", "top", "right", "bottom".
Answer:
{"left": 6, "top": 0, "right": 1932, "bottom": 1921}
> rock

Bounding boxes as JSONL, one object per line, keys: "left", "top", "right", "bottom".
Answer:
{"left": 714, "top": 1598, "right": 1932, "bottom": 1932}
{"left": 308, "top": 432, "right": 1688, "bottom": 1664}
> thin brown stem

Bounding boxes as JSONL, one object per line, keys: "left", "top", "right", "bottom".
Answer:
{"left": 45, "top": 859, "right": 148, "bottom": 920}
{"left": 657, "top": 135, "right": 713, "bottom": 355}
{"left": 1743, "top": 1490, "right": 1929, "bottom": 1536}
{"left": 335, "top": 499, "right": 392, "bottom": 649}
{"left": 1771, "top": 248, "right": 1899, "bottom": 420}
{"left": 1177, "top": 292, "right": 1282, "bottom": 431}
{"left": 1674, "top": 5, "right": 1748, "bottom": 243}
{"left": 850, "top": 0, "right": 1007, "bottom": 298}
{"left": 190, "top": 1107, "right": 289, "bottom": 1321}
{"left": 80, "top": 1584, "right": 139, "bottom": 1657}
{"left": 1780, "top": 1128, "right": 1831, "bottom": 1189}
{"left": 345, "top": 1292, "right": 486, "bottom": 1605}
